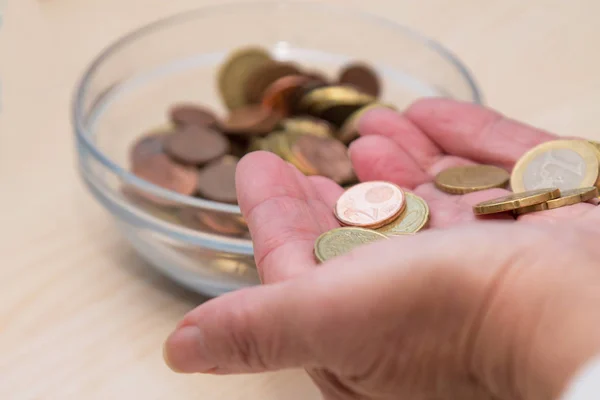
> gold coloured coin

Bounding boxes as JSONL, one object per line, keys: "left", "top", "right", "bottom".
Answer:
{"left": 298, "top": 86, "right": 375, "bottom": 114}
{"left": 280, "top": 117, "right": 333, "bottom": 138}
{"left": 435, "top": 165, "right": 510, "bottom": 194}
{"left": 473, "top": 188, "right": 561, "bottom": 215}
{"left": 513, "top": 202, "right": 549, "bottom": 216}
{"left": 377, "top": 192, "right": 430, "bottom": 235}
{"left": 314, "top": 227, "right": 388, "bottom": 263}
{"left": 510, "top": 140, "right": 599, "bottom": 192}
{"left": 546, "top": 186, "right": 599, "bottom": 209}
{"left": 217, "top": 47, "right": 272, "bottom": 110}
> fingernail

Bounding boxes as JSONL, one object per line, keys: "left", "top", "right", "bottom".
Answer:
{"left": 163, "top": 326, "right": 216, "bottom": 373}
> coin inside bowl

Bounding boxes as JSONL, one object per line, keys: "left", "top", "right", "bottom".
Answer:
{"left": 73, "top": 1, "right": 481, "bottom": 296}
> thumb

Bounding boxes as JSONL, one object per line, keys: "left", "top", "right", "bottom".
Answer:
{"left": 163, "top": 278, "right": 325, "bottom": 374}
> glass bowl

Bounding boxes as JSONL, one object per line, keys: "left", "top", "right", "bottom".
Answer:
{"left": 73, "top": 1, "right": 483, "bottom": 297}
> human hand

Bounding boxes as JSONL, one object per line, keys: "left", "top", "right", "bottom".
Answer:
{"left": 163, "top": 99, "right": 600, "bottom": 400}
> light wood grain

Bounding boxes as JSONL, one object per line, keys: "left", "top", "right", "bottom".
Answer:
{"left": 1, "top": 0, "right": 599, "bottom": 398}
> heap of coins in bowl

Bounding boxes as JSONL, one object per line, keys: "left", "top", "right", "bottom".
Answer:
{"left": 126, "top": 46, "right": 600, "bottom": 263}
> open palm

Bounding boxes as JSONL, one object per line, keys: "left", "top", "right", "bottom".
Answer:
{"left": 165, "top": 98, "right": 600, "bottom": 400}
{"left": 236, "top": 98, "right": 596, "bottom": 284}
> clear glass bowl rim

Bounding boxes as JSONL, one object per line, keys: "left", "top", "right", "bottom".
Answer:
{"left": 72, "top": 0, "right": 484, "bottom": 215}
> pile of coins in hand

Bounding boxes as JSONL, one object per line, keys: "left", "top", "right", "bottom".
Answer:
{"left": 470, "top": 139, "right": 600, "bottom": 216}
{"left": 128, "top": 46, "right": 390, "bottom": 209}
{"left": 313, "top": 139, "right": 600, "bottom": 262}
{"left": 314, "top": 182, "right": 429, "bottom": 263}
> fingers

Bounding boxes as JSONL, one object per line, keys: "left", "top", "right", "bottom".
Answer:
{"left": 351, "top": 107, "right": 489, "bottom": 187}
{"left": 236, "top": 152, "right": 339, "bottom": 282}
{"left": 357, "top": 107, "right": 441, "bottom": 168}
{"left": 405, "top": 98, "right": 557, "bottom": 169}
{"left": 349, "top": 135, "right": 430, "bottom": 189}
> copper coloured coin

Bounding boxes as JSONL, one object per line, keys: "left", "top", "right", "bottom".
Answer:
{"left": 219, "top": 105, "right": 281, "bottom": 135}
{"left": 196, "top": 156, "right": 239, "bottom": 204}
{"left": 339, "top": 63, "right": 381, "bottom": 97}
{"left": 169, "top": 104, "right": 218, "bottom": 128}
{"left": 179, "top": 208, "right": 248, "bottom": 236}
{"left": 132, "top": 153, "right": 198, "bottom": 197}
{"left": 335, "top": 181, "right": 406, "bottom": 228}
{"left": 291, "top": 135, "right": 354, "bottom": 184}
{"left": 262, "top": 75, "right": 313, "bottom": 116}
{"left": 244, "top": 61, "right": 301, "bottom": 104}
{"left": 164, "top": 126, "right": 230, "bottom": 165}
{"left": 129, "top": 132, "right": 169, "bottom": 167}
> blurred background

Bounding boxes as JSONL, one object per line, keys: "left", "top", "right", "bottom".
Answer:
{"left": 1, "top": 0, "right": 600, "bottom": 399}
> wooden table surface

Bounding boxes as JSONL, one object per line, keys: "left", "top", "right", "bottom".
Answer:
{"left": 2, "top": 0, "right": 599, "bottom": 398}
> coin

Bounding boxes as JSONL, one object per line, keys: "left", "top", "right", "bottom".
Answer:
{"left": 280, "top": 117, "right": 334, "bottom": 138}
{"left": 314, "top": 227, "right": 388, "bottom": 263}
{"left": 337, "top": 103, "right": 392, "bottom": 144}
{"left": 472, "top": 188, "right": 561, "bottom": 215}
{"left": 546, "top": 186, "right": 599, "bottom": 209}
{"left": 244, "top": 61, "right": 301, "bottom": 104}
{"left": 510, "top": 140, "right": 600, "bottom": 192}
{"left": 335, "top": 181, "right": 406, "bottom": 228}
{"left": 338, "top": 63, "right": 381, "bottom": 97}
{"left": 435, "top": 165, "right": 510, "bottom": 194}
{"left": 179, "top": 207, "right": 247, "bottom": 236}
{"left": 261, "top": 75, "right": 314, "bottom": 116}
{"left": 169, "top": 104, "right": 218, "bottom": 128}
{"left": 298, "top": 86, "right": 375, "bottom": 114}
{"left": 163, "top": 126, "right": 230, "bottom": 165}
{"left": 377, "top": 192, "right": 430, "bottom": 235}
{"left": 512, "top": 202, "right": 549, "bottom": 216}
{"left": 129, "top": 130, "right": 169, "bottom": 167}
{"left": 218, "top": 47, "right": 272, "bottom": 110}
{"left": 218, "top": 105, "right": 282, "bottom": 135}
{"left": 131, "top": 153, "right": 198, "bottom": 197}
{"left": 291, "top": 135, "right": 355, "bottom": 184}
{"left": 196, "top": 155, "right": 239, "bottom": 204}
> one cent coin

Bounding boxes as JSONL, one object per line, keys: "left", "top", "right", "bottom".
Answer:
{"left": 335, "top": 181, "right": 406, "bottom": 228}
{"left": 377, "top": 192, "right": 430, "bottom": 235}
{"left": 218, "top": 47, "right": 272, "bottom": 110}
{"left": 511, "top": 140, "right": 600, "bottom": 192}
{"left": 291, "top": 135, "right": 355, "bottom": 184}
{"left": 314, "top": 227, "right": 388, "bottom": 263}
{"left": 472, "top": 188, "right": 561, "bottom": 216}
{"left": 196, "top": 156, "right": 239, "bottom": 204}
{"left": 262, "top": 75, "right": 314, "bottom": 116}
{"left": 243, "top": 61, "right": 301, "bottom": 104}
{"left": 129, "top": 130, "right": 170, "bottom": 167}
{"left": 435, "top": 165, "right": 510, "bottom": 194}
{"left": 338, "top": 63, "right": 381, "bottom": 97}
{"left": 218, "top": 105, "right": 282, "bottom": 135}
{"left": 131, "top": 153, "right": 198, "bottom": 197}
{"left": 169, "top": 104, "right": 218, "bottom": 128}
{"left": 163, "top": 126, "right": 230, "bottom": 166}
